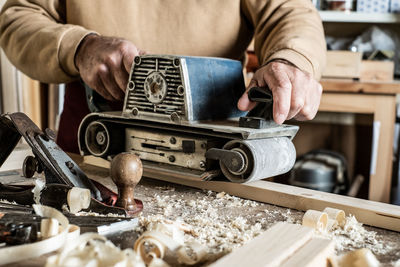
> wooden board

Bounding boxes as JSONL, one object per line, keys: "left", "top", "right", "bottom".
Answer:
{"left": 360, "top": 60, "right": 394, "bottom": 82}
{"left": 322, "top": 51, "right": 362, "bottom": 79}
{"left": 321, "top": 79, "right": 400, "bottom": 94}
{"left": 281, "top": 238, "right": 334, "bottom": 267}
{"left": 83, "top": 155, "right": 400, "bottom": 232}
{"left": 209, "top": 222, "right": 314, "bottom": 267}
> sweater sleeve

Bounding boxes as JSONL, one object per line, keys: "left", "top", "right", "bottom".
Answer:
{"left": 0, "top": 0, "right": 95, "bottom": 83}
{"left": 241, "top": 0, "right": 326, "bottom": 79}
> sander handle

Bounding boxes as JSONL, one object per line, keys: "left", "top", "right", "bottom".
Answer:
{"left": 239, "top": 86, "right": 276, "bottom": 129}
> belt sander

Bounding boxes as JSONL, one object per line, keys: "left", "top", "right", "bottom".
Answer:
{"left": 79, "top": 55, "right": 298, "bottom": 183}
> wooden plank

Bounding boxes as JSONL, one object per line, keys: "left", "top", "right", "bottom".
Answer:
{"left": 209, "top": 222, "right": 314, "bottom": 267}
{"left": 321, "top": 79, "right": 400, "bottom": 94}
{"left": 322, "top": 51, "right": 362, "bottom": 79}
{"left": 83, "top": 155, "right": 400, "bottom": 232}
{"left": 281, "top": 238, "right": 334, "bottom": 267}
{"left": 360, "top": 60, "right": 394, "bottom": 82}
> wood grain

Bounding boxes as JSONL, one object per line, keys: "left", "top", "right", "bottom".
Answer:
{"left": 281, "top": 238, "right": 334, "bottom": 267}
{"left": 209, "top": 222, "right": 314, "bottom": 267}
{"left": 83, "top": 155, "right": 400, "bottom": 232}
{"left": 322, "top": 51, "right": 362, "bottom": 79}
{"left": 321, "top": 79, "right": 400, "bottom": 94}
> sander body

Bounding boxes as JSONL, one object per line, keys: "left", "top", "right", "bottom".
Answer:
{"left": 78, "top": 55, "right": 298, "bottom": 183}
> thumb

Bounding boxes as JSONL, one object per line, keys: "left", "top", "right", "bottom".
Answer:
{"left": 237, "top": 80, "right": 258, "bottom": 111}
{"left": 122, "top": 45, "right": 140, "bottom": 73}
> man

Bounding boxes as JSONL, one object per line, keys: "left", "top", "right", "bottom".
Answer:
{"left": 0, "top": 0, "right": 326, "bottom": 153}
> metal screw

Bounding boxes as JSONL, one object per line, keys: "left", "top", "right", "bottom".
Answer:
{"left": 66, "top": 161, "right": 77, "bottom": 174}
{"left": 170, "top": 112, "right": 180, "bottom": 123}
{"left": 199, "top": 161, "right": 206, "bottom": 169}
{"left": 134, "top": 56, "right": 141, "bottom": 64}
{"left": 45, "top": 128, "right": 56, "bottom": 141}
{"left": 66, "top": 161, "right": 74, "bottom": 169}
{"left": 170, "top": 137, "right": 177, "bottom": 144}
{"left": 177, "top": 86, "right": 185, "bottom": 96}
{"left": 174, "top": 58, "right": 180, "bottom": 67}
{"left": 168, "top": 155, "right": 176, "bottom": 162}
{"left": 128, "top": 81, "right": 135, "bottom": 90}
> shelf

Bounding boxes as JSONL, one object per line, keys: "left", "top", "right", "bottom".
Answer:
{"left": 319, "top": 11, "right": 400, "bottom": 23}
{"left": 321, "top": 78, "right": 400, "bottom": 94}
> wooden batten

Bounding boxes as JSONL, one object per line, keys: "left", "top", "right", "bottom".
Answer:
{"left": 83, "top": 155, "right": 400, "bottom": 232}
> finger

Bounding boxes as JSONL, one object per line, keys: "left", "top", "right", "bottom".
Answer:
{"left": 286, "top": 75, "right": 306, "bottom": 120}
{"left": 238, "top": 79, "right": 258, "bottom": 111}
{"left": 264, "top": 71, "right": 292, "bottom": 124}
{"left": 104, "top": 53, "right": 129, "bottom": 92}
{"left": 294, "top": 82, "right": 322, "bottom": 121}
{"left": 98, "top": 64, "right": 124, "bottom": 101}
{"left": 93, "top": 79, "right": 115, "bottom": 102}
{"left": 122, "top": 44, "right": 140, "bottom": 74}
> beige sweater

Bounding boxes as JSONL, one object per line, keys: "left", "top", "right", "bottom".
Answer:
{"left": 0, "top": 0, "right": 326, "bottom": 84}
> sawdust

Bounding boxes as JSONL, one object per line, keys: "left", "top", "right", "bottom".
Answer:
{"left": 317, "top": 215, "right": 400, "bottom": 260}
{"left": 137, "top": 188, "right": 301, "bottom": 258}
{"left": 136, "top": 185, "right": 400, "bottom": 265}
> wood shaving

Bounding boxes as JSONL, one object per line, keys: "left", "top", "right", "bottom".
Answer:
{"left": 73, "top": 210, "right": 127, "bottom": 218}
{"left": 136, "top": 185, "right": 400, "bottom": 265}
{"left": 46, "top": 233, "right": 145, "bottom": 267}
{"left": 0, "top": 198, "right": 19, "bottom": 205}
{"left": 317, "top": 215, "right": 399, "bottom": 258}
{"left": 136, "top": 190, "right": 300, "bottom": 257}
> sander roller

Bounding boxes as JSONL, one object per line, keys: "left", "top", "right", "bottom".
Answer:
{"left": 78, "top": 55, "right": 298, "bottom": 183}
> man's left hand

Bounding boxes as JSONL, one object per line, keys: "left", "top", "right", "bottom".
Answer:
{"left": 237, "top": 60, "right": 322, "bottom": 124}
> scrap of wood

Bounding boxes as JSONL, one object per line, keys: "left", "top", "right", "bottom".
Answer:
{"left": 322, "top": 51, "right": 362, "bottom": 79}
{"left": 360, "top": 60, "right": 394, "bottom": 82}
{"left": 83, "top": 155, "right": 400, "bottom": 232}
{"left": 281, "top": 238, "right": 334, "bottom": 267}
{"left": 209, "top": 222, "right": 314, "bottom": 267}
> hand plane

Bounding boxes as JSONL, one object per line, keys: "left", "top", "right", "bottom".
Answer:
{"left": 79, "top": 55, "right": 299, "bottom": 183}
{"left": 0, "top": 113, "right": 142, "bottom": 216}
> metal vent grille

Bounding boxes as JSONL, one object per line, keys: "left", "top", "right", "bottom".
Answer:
{"left": 125, "top": 57, "right": 185, "bottom": 117}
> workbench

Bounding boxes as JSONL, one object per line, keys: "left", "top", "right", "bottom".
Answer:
{"left": 320, "top": 79, "right": 400, "bottom": 203}
{"left": 1, "top": 163, "right": 400, "bottom": 266}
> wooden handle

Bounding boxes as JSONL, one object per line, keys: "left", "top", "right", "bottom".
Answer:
{"left": 110, "top": 152, "right": 143, "bottom": 211}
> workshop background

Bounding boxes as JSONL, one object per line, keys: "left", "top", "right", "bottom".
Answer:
{"left": 2, "top": 0, "right": 400, "bottom": 205}
{"left": 0, "top": 0, "right": 400, "bottom": 266}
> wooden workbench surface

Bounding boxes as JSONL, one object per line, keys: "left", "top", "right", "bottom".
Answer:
{"left": 2, "top": 164, "right": 400, "bottom": 266}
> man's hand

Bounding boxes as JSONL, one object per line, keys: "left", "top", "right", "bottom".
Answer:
{"left": 238, "top": 60, "right": 322, "bottom": 124}
{"left": 75, "top": 35, "right": 144, "bottom": 101}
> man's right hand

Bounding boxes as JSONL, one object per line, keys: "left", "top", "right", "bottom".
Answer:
{"left": 75, "top": 34, "right": 144, "bottom": 101}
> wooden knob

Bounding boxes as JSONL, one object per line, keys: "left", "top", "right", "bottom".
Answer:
{"left": 110, "top": 152, "right": 142, "bottom": 211}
